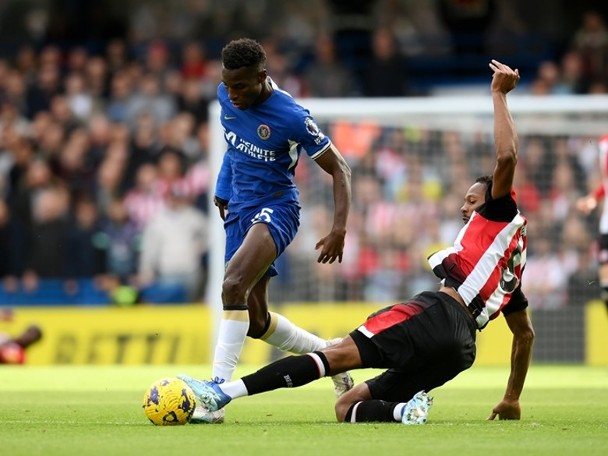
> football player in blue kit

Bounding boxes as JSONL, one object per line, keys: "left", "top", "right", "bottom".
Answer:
{"left": 192, "top": 38, "right": 353, "bottom": 423}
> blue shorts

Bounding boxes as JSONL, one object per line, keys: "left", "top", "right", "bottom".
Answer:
{"left": 224, "top": 202, "right": 300, "bottom": 277}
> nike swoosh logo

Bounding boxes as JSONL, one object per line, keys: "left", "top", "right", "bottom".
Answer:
{"left": 224, "top": 115, "right": 236, "bottom": 120}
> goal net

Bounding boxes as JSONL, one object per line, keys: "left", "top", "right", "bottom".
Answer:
{"left": 207, "top": 94, "right": 608, "bottom": 363}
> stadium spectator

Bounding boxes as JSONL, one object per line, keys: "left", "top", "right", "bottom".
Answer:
{"left": 570, "top": 9, "right": 608, "bottom": 89}
{"left": 304, "top": 33, "right": 356, "bottom": 97}
{"left": 83, "top": 56, "right": 110, "bottom": 104}
{"left": 531, "top": 60, "right": 574, "bottom": 95}
{"left": 64, "top": 196, "right": 107, "bottom": 290}
{"left": 154, "top": 147, "right": 196, "bottom": 200}
{"left": 438, "top": 0, "right": 496, "bottom": 56}
{"left": 162, "top": 113, "right": 201, "bottom": 162}
{"left": 179, "top": 60, "right": 534, "bottom": 424}
{"left": 176, "top": 77, "right": 210, "bottom": 125}
{"left": 105, "top": 38, "right": 131, "bottom": 77}
{"left": 567, "top": 245, "right": 601, "bottom": 307}
{"left": 559, "top": 51, "right": 589, "bottom": 94}
{"left": 121, "top": 112, "right": 162, "bottom": 191}
{"left": 24, "top": 50, "right": 62, "bottom": 119}
{"left": 390, "top": 0, "right": 451, "bottom": 58}
{"left": 326, "top": 0, "right": 378, "bottom": 84}
{"left": 530, "top": 54, "right": 588, "bottom": 95}
{"left": 94, "top": 142, "right": 127, "bottom": 217}
{"left": 64, "top": 71, "right": 94, "bottom": 122}
{"left": 86, "top": 114, "right": 113, "bottom": 169}
{"left": 106, "top": 69, "right": 133, "bottom": 124}
{"left": 141, "top": 40, "right": 175, "bottom": 91}
{"left": 137, "top": 185, "right": 208, "bottom": 302}
{"left": 22, "top": 186, "right": 70, "bottom": 292}
{"left": 179, "top": 41, "right": 209, "bottom": 80}
{"left": 125, "top": 71, "right": 176, "bottom": 130}
{"left": 123, "top": 162, "right": 164, "bottom": 230}
{"left": 0, "top": 200, "right": 24, "bottom": 292}
{"left": 1, "top": 129, "right": 33, "bottom": 202}
{"left": 55, "top": 127, "right": 97, "bottom": 203}
{"left": 9, "top": 156, "right": 57, "bottom": 228}
{"left": 361, "top": 27, "right": 411, "bottom": 97}
{"left": 1, "top": 69, "right": 29, "bottom": 118}
{"left": 521, "top": 236, "right": 569, "bottom": 310}
{"left": 100, "top": 195, "right": 140, "bottom": 283}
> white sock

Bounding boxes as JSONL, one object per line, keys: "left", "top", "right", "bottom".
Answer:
{"left": 212, "top": 309, "right": 249, "bottom": 383}
{"left": 260, "top": 312, "right": 327, "bottom": 354}
{"left": 393, "top": 403, "right": 407, "bottom": 421}
{"left": 220, "top": 379, "right": 249, "bottom": 400}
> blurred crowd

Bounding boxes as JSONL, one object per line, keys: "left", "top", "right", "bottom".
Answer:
{"left": 0, "top": 0, "right": 607, "bottom": 307}
{"left": 278, "top": 123, "right": 603, "bottom": 311}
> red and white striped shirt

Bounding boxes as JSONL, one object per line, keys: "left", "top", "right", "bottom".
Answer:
{"left": 428, "top": 192, "right": 527, "bottom": 329}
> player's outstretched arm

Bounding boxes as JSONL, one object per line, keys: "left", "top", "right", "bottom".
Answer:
{"left": 313, "top": 144, "right": 352, "bottom": 264}
{"left": 489, "top": 60, "right": 520, "bottom": 200}
{"left": 488, "top": 309, "right": 534, "bottom": 420}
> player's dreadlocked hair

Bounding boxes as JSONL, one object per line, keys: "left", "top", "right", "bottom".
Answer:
{"left": 222, "top": 38, "right": 267, "bottom": 70}
{"left": 475, "top": 175, "right": 493, "bottom": 199}
{"left": 475, "top": 175, "right": 493, "bottom": 187}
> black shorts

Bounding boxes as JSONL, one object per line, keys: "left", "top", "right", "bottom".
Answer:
{"left": 349, "top": 291, "right": 477, "bottom": 402}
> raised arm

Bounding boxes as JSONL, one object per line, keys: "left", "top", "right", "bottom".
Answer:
{"left": 313, "top": 143, "right": 352, "bottom": 264}
{"left": 488, "top": 308, "right": 535, "bottom": 420}
{"left": 490, "top": 60, "right": 520, "bottom": 200}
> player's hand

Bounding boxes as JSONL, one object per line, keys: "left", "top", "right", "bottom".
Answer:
{"left": 576, "top": 195, "right": 597, "bottom": 214}
{"left": 488, "top": 398, "right": 521, "bottom": 420}
{"left": 315, "top": 230, "right": 345, "bottom": 264}
{"left": 214, "top": 196, "right": 229, "bottom": 221}
{"left": 489, "top": 60, "right": 520, "bottom": 94}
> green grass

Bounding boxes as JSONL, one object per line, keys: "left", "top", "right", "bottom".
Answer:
{"left": 1, "top": 365, "right": 607, "bottom": 456}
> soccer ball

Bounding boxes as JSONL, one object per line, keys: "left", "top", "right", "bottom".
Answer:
{"left": 142, "top": 377, "right": 196, "bottom": 425}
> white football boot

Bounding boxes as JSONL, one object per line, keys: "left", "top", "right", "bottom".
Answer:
{"left": 401, "top": 390, "right": 433, "bottom": 425}
{"left": 326, "top": 338, "right": 355, "bottom": 397}
{"left": 190, "top": 404, "right": 225, "bottom": 424}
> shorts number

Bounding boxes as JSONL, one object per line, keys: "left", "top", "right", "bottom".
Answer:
{"left": 252, "top": 208, "right": 274, "bottom": 224}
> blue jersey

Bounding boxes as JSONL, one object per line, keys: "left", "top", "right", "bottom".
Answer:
{"left": 215, "top": 78, "right": 331, "bottom": 213}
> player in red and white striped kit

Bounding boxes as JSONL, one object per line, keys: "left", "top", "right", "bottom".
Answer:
{"left": 179, "top": 60, "right": 535, "bottom": 424}
{"left": 576, "top": 134, "right": 608, "bottom": 314}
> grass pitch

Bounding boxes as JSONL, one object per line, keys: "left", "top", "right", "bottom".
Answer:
{"left": 1, "top": 365, "right": 606, "bottom": 456}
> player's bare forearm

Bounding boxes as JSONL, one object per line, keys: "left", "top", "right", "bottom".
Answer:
{"left": 314, "top": 144, "right": 351, "bottom": 263}
{"left": 330, "top": 168, "right": 351, "bottom": 236}
{"left": 506, "top": 330, "right": 533, "bottom": 400}
{"left": 489, "top": 60, "right": 519, "bottom": 200}
{"left": 493, "top": 92, "right": 517, "bottom": 164}
{"left": 489, "top": 310, "right": 534, "bottom": 420}
{"left": 315, "top": 173, "right": 350, "bottom": 263}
